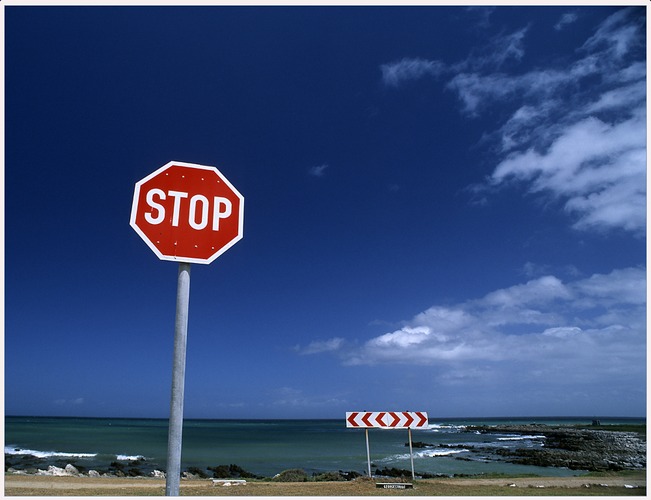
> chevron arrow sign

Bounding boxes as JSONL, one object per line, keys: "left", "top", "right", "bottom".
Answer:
{"left": 346, "top": 411, "right": 428, "bottom": 428}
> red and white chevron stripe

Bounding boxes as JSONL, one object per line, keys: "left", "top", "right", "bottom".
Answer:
{"left": 346, "top": 411, "right": 428, "bottom": 428}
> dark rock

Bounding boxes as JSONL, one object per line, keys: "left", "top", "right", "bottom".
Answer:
{"left": 5, "top": 454, "right": 35, "bottom": 472}
{"left": 311, "top": 470, "right": 363, "bottom": 481}
{"left": 309, "top": 470, "right": 362, "bottom": 481}
{"left": 374, "top": 467, "right": 444, "bottom": 479}
{"left": 407, "top": 441, "right": 435, "bottom": 448}
{"left": 464, "top": 424, "right": 646, "bottom": 472}
{"left": 339, "top": 470, "right": 362, "bottom": 481}
{"left": 374, "top": 467, "right": 411, "bottom": 479}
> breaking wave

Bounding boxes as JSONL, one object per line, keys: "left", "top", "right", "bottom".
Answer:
{"left": 416, "top": 448, "right": 469, "bottom": 458}
{"left": 5, "top": 446, "right": 97, "bottom": 459}
{"left": 427, "top": 423, "right": 466, "bottom": 432}
{"left": 379, "top": 448, "right": 469, "bottom": 463}
{"left": 5, "top": 446, "right": 145, "bottom": 462}
{"left": 116, "top": 454, "right": 146, "bottom": 461}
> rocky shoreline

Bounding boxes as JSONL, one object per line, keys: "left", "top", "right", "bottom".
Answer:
{"left": 5, "top": 455, "right": 369, "bottom": 482}
{"left": 462, "top": 424, "right": 646, "bottom": 472}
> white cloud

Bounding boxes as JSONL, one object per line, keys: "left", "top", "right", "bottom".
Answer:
{"left": 367, "top": 326, "right": 432, "bottom": 349}
{"left": 554, "top": 12, "right": 578, "bottom": 31}
{"left": 343, "top": 267, "right": 645, "bottom": 390}
{"left": 381, "top": 28, "right": 526, "bottom": 89}
{"left": 456, "top": 9, "right": 645, "bottom": 234}
{"left": 464, "top": 27, "right": 528, "bottom": 71}
{"left": 297, "top": 337, "right": 344, "bottom": 355}
{"left": 497, "top": 102, "right": 556, "bottom": 152}
{"left": 481, "top": 275, "right": 571, "bottom": 308}
{"left": 584, "top": 78, "right": 645, "bottom": 113}
{"left": 572, "top": 266, "right": 646, "bottom": 307}
{"left": 581, "top": 7, "right": 643, "bottom": 59}
{"left": 446, "top": 73, "right": 518, "bottom": 116}
{"left": 382, "top": 8, "right": 645, "bottom": 235}
{"left": 465, "top": 6, "right": 495, "bottom": 29}
{"left": 380, "top": 57, "right": 445, "bottom": 87}
{"left": 491, "top": 110, "right": 646, "bottom": 233}
{"left": 309, "top": 164, "right": 329, "bottom": 177}
{"left": 541, "top": 326, "right": 582, "bottom": 338}
{"left": 447, "top": 61, "right": 603, "bottom": 118}
{"left": 520, "top": 262, "right": 581, "bottom": 279}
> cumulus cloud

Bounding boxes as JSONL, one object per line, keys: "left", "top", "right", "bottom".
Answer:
{"left": 382, "top": 7, "right": 646, "bottom": 234}
{"left": 343, "top": 267, "right": 645, "bottom": 390}
{"left": 520, "top": 262, "right": 580, "bottom": 280}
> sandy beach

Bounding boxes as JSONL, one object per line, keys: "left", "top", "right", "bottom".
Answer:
{"left": 5, "top": 472, "right": 647, "bottom": 496}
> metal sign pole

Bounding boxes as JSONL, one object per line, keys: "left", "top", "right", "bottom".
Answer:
{"left": 165, "top": 262, "right": 191, "bottom": 496}
{"left": 365, "top": 428, "right": 372, "bottom": 477}
{"left": 408, "top": 427, "right": 415, "bottom": 480}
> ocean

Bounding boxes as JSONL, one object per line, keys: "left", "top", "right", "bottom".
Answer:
{"left": 5, "top": 416, "right": 644, "bottom": 479}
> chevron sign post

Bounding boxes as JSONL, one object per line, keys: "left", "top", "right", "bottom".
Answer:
{"left": 346, "top": 411, "right": 429, "bottom": 480}
{"left": 346, "top": 411, "right": 428, "bottom": 429}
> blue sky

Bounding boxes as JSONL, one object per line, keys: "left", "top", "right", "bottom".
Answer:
{"left": 4, "top": 4, "right": 646, "bottom": 419}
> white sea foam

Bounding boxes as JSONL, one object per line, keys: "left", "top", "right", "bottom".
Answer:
{"left": 428, "top": 423, "right": 466, "bottom": 432}
{"left": 417, "top": 448, "right": 469, "bottom": 458}
{"left": 116, "top": 454, "right": 146, "bottom": 461}
{"left": 5, "top": 445, "right": 147, "bottom": 462}
{"left": 379, "top": 448, "right": 469, "bottom": 463}
{"left": 496, "top": 435, "right": 546, "bottom": 441}
{"left": 5, "top": 446, "right": 97, "bottom": 459}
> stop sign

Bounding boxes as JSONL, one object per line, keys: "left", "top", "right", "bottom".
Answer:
{"left": 130, "top": 161, "right": 244, "bottom": 264}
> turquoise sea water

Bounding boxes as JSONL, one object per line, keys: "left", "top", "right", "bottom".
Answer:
{"left": 5, "top": 416, "right": 644, "bottom": 478}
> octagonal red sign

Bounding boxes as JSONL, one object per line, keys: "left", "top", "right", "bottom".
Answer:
{"left": 130, "top": 161, "right": 244, "bottom": 264}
